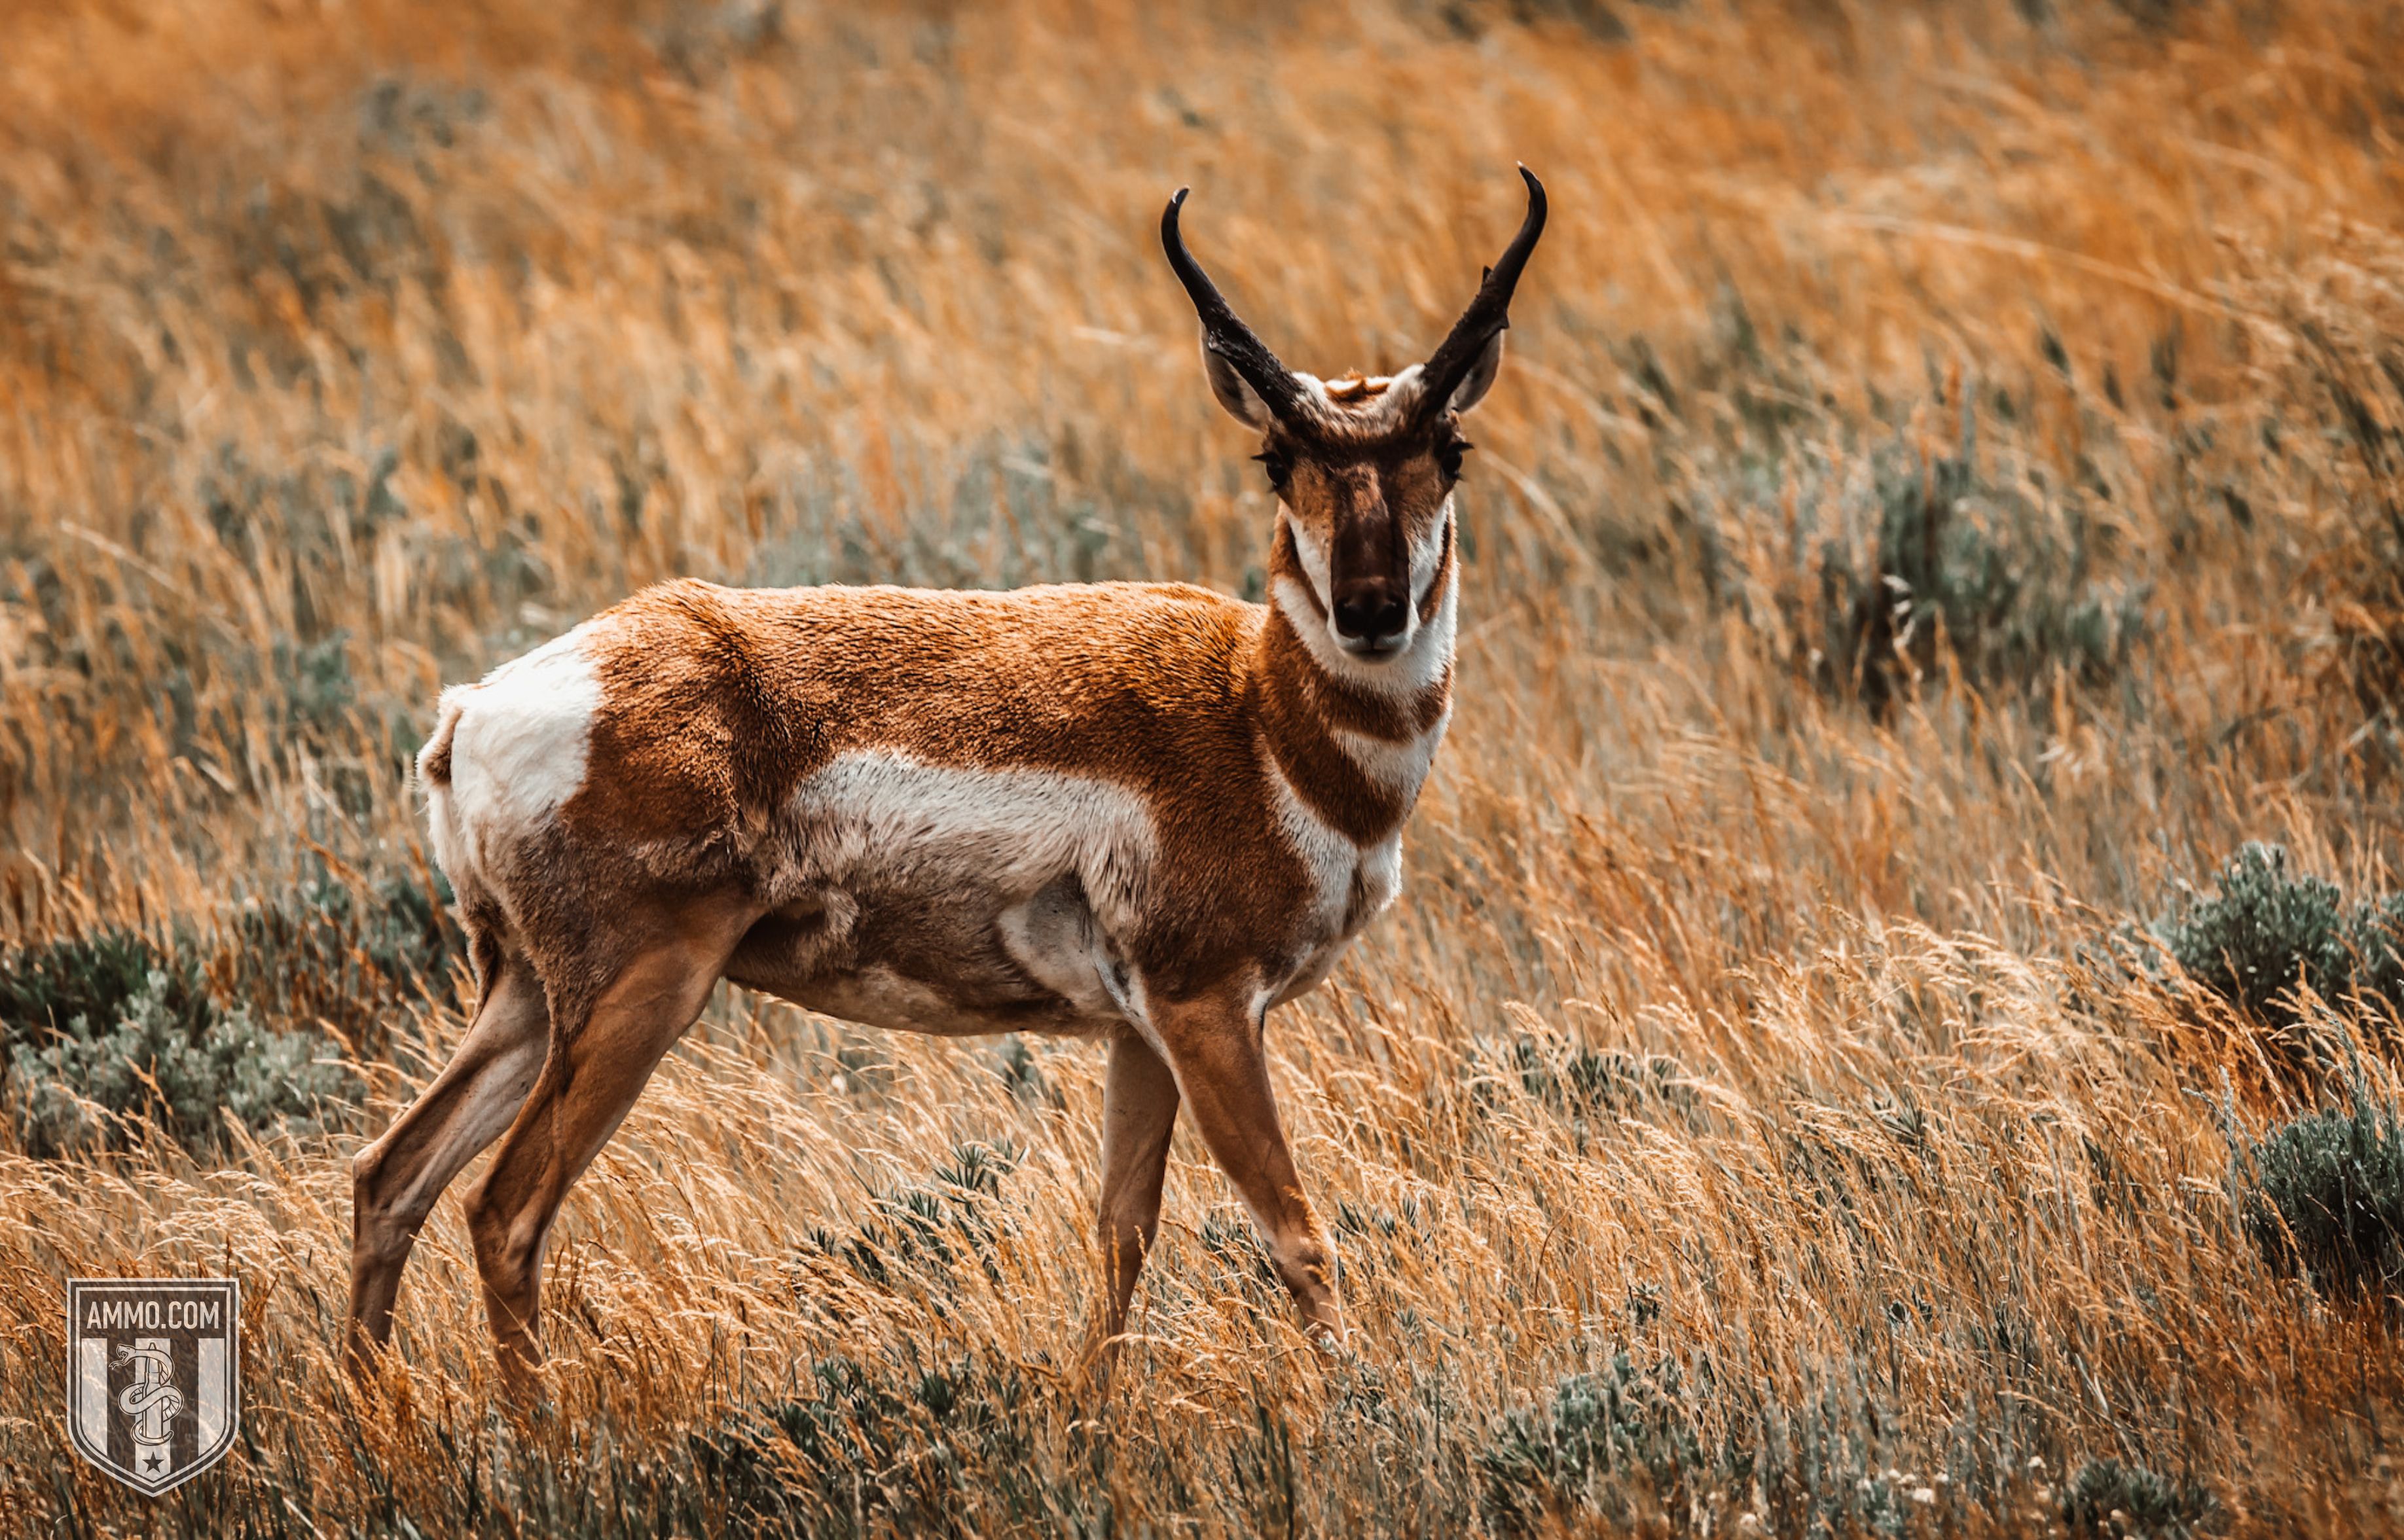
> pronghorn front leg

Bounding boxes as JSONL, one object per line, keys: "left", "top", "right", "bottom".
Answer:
{"left": 1084, "top": 1031, "right": 1180, "bottom": 1388}
{"left": 1150, "top": 986, "right": 1342, "bottom": 1344}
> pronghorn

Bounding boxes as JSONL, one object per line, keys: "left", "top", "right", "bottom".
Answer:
{"left": 346, "top": 169, "right": 1546, "bottom": 1384}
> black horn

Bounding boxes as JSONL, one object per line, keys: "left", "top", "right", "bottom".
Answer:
{"left": 1162, "top": 188, "right": 1313, "bottom": 425}
{"left": 1415, "top": 166, "right": 1548, "bottom": 417}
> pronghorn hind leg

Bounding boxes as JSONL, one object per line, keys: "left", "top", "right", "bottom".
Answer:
{"left": 460, "top": 899, "right": 754, "bottom": 1393}
{"left": 1150, "top": 988, "right": 1343, "bottom": 1345}
{"left": 348, "top": 946, "right": 551, "bottom": 1376}
{"left": 1083, "top": 1031, "right": 1181, "bottom": 1389}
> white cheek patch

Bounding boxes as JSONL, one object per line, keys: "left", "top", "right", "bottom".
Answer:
{"left": 1276, "top": 501, "right": 1459, "bottom": 696}
{"left": 443, "top": 626, "right": 603, "bottom": 875}
{"left": 1273, "top": 569, "right": 1455, "bottom": 699}
{"left": 1410, "top": 501, "right": 1455, "bottom": 607}
{"left": 1281, "top": 510, "right": 1334, "bottom": 610}
{"left": 1384, "top": 548, "right": 1461, "bottom": 699}
{"left": 1287, "top": 505, "right": 1423, "bottom": 651}
{"left": 1270, "top": 573, "right": 1334, "bottom": 656}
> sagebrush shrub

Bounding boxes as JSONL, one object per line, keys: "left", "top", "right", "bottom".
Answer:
{"left": 1702, "top": 386, "right": 2147, "bottom": 714}
{"left": 1512, "top": 1038, "right": 1696, "bottom": 1120}
{"left": 993, "top": 1035, "right": 1061, "bottom": 1108}
{"left": 2356, "top": 893, "right": 2404, "bottom": 1011}
{"left": 2061, "top": 1456, "right": 2219, "bottom": 1536}
{"left": 2160, "top": 843, "right": 2404, "bottom": 1024}
{"left": 800, "top": 1141, "right": 1020, "bottom": 1293}
{"left": 697, "top": 1350, "right": 1058, "bottom": 1539}
{"left": 2238, "top": 1090, "right": 2404, "bottom": 1301}
{"left": 9, "top": 972, "right": 352, "bottom": 1157}
{"left": 1821, "top": 427, "right": 2144, "bottom": 711}
{"left": 0, "top": 927, "right": 215, "bottom": 1060}
{"left": 1197, "top": 1206, "right": 1284, "bottom": 1294}
{"left": 1476, "top": 1035, "right": 1700, "bottom": 1144}
{"left": 1478, "top": 1350, "right": 1707, "bottom": 1535}
{"left": 226, "top": 868, "right": 465, "bottom": 1059}
{"left": 2250, "top": 230, "right": 2404, "bottom": 752}
{"left": 1, "top": 923, "right": 357, "bottom": 1157}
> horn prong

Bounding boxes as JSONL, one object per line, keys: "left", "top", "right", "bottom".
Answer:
{"left": 1415, "top": 168, "right": 1549, "bottom": 418}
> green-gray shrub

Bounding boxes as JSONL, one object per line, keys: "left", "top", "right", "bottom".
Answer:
{"left": 2160, "top": 843, "right": 2404, "bottom": 1024}
{"left": 226, "top": 867, "right": 465, "bottom": 1058}
{"left": 2061, "top": 1456, "right": 2219, "bottom": 1536}
{"left": 1478, "top": 1350, "right": 1708, "bottom": 1535}
{"left": 1474, "top": 1035, "right": 1698, "bottom": 1122}
{"left": 0, "top": 927, "right": 212, "bottom": 1062}
{"left": 1692, "top": 376, "right": 2147, "bottom": 714}
{"left": 1512, "top": 1038, "right": 1697, "bottom": 1121}
{"left": 1, "top": 922, "right": 359, "bottom": 1158}
{"left": 1817, "top": 426, "right": 2144, "bottom": 712}
{"left": 9, "top": 970, "right": 353, "bottom": 1157}
{"left": 2238, "top": 1089, "right": 2404, "bottom": 1302}
{"left": 993, "top": 1034, "right": 1061, "bottom": 1109}
{"left": 801, "top": 1140, "right": 1020, "bottom": 1292}
{"left": 695, "top": 1350, "right": 1069, "bottom": 1539}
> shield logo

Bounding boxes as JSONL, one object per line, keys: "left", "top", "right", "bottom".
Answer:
{"left": 65, "top": 1278, "right": 240, "bottom": 1495}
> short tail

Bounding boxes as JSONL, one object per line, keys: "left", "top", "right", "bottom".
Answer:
{"left": 417, "top": 689, "right": 463, "bottom": 789}
{"left": 417, "top": 689, "right": 473, "bottom": 897}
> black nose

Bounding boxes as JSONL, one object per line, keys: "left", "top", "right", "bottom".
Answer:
{"left": 1332, "top": 592, "right": 1409, "bottom": 645}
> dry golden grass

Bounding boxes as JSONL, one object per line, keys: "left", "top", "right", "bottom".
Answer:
{"left": 5, "top": 0, "right": 2404, "bottom": 1533}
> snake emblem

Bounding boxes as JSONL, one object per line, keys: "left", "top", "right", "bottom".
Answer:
{"left": 113, "top": 1342, "right": 185, "bottom": 1446}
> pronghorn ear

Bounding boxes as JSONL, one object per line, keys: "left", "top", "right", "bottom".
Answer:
{"left": 1201, "top": 342, "right": 1276, "bottom": 428}
{"left": 1444, "top": 325, "right": 1507, "bottom": 414}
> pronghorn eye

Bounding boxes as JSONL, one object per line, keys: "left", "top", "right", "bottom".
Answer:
{"left": 1436, "top": 437, "right": 1472, "bottom": 480}
{"left": 1252, "top": 450, "right": 1292, "bottom": 491}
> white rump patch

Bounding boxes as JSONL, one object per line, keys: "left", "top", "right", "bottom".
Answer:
{"left": 441, "top": 626, "right": 603, "bottom": 878}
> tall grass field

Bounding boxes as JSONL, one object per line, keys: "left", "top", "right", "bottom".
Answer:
{"left": 6, "top": 0, "right": 2404, "bottom": 1533}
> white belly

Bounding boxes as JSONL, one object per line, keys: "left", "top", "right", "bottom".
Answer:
{"left": 727, "top": 751, "right": 1156, "bottom": 1035}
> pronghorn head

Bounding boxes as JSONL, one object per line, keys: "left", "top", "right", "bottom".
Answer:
{"left": 1163, "top": 168, "right": 1546, "bottom": 663}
